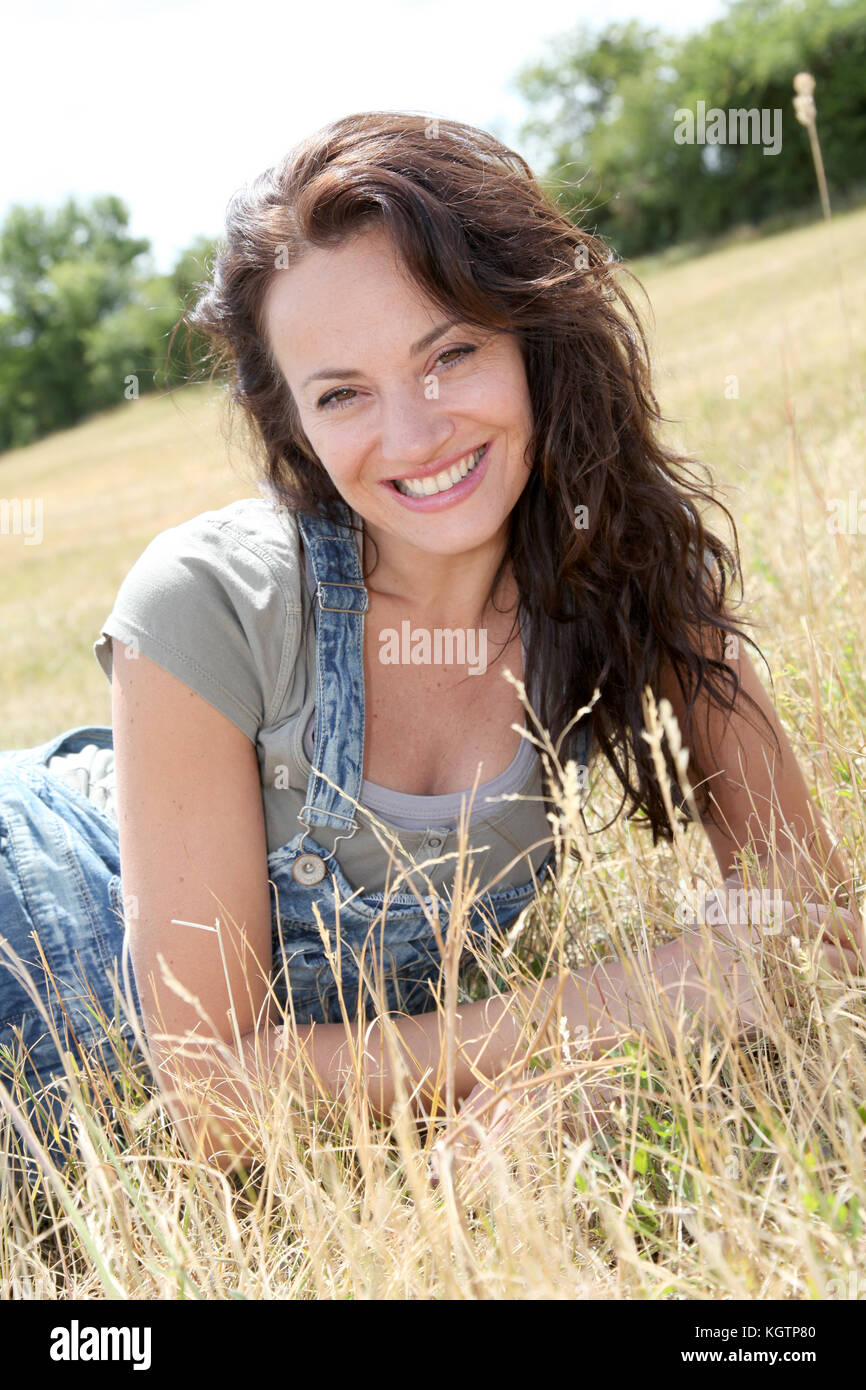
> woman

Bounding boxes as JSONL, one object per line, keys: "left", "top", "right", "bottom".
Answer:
{"left": 1, "top": 111, "right": 861, "bottom": 1180}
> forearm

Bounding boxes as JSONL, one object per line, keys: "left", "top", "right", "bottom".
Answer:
{"left": 331, "top": 941, "right": 719, "bottom": 1113}
{"left": 159, "top": 939, "right": 720, "bottom": 1173}
{"left": 554, "top": 942, "right": 708, "bottom": 1057}
{"left": 725, "top": 777, "right": 857, "bottom": 911}
{"left": 723, "top": 829, "right": 861, "bottom": 962}
{"left": 751, "top": 836, "right": 854, "bottom": 909}
{"left": 155, "top": 994, "right": 526, "bottom": 1172}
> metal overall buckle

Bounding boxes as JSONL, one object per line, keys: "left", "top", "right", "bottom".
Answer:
{"left": 292, "top": 807, "right": 359, "bottom": 885}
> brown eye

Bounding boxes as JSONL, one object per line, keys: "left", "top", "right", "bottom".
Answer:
{"left": 435, "top": 346, "right": 475, "bottom": 368}
{"left": 317, "top": 387, "right": 357, "bottom": 410}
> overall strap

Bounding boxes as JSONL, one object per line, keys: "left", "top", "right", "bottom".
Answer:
{"left": 294, "top": 500, "right": 369, "bottom": 842}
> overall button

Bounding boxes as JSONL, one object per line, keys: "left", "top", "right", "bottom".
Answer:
{"left": 292, "top": 853, "right": 327, "bottom": 885}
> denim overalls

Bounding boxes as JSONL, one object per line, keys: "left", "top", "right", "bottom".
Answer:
{"left": 0, "top": 500, "right": 565, "bottom": 1162}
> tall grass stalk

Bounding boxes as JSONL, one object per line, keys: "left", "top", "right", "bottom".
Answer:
{"left": 2, "top": 672, "right": 864, "bottom": 1298}
{"left": 2, "top": 209, "right": 865, "bottom": 1299}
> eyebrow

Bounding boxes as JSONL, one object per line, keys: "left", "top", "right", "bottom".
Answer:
{"left": 300, "top": 318, "right": 459, "bottom": 390}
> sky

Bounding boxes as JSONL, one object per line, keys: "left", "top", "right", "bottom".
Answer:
{"left": 3, "top": 0, "right": 730, "bottom": 275}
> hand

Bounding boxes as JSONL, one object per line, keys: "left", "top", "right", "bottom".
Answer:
{"left": 715, "top": 876, "right": 864, "bottom": 975}
{"left": 794, "top": 898, "right": 864, "bottom": 973}
{"left": 677, "top": 879, "right": 864, "bottom": 1040}
{"left": 427, "top": 1067, "right": 617, "bottom": 1191}
{"left": 428, "top": 1072, "right": 543, "bottom": 1190}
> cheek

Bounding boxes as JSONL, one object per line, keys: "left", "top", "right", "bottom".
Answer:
{"left": 299, "top": 416, "right": 358, "bottom": 466}
{"left": 499, "top": 374, "right": 533, "bottom": 437}
{"left": 292, "top": 422, "right": 337, "bottom": 479}
{"left": 320, "top": 441, "right": 364, "bottom": 480}
{"left": 474, "top": 368, "right": 528, "bottom": 424}
{"left": 492, "top": 355, "right": 532, "bottom": 428}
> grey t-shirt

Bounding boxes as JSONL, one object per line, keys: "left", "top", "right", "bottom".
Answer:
{"left": 89, "top": 494, "right": 565, "bottom": 899}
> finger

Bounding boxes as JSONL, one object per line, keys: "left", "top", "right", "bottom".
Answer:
{"left": 429, "top": 1135, "right": 474, "bottom": 1188}
{"left": 818, "top": 939, "right": 861, "bottom": 980}
{"left": 788, "top": 929, "right": 860, "bottom": 974}
{"left": 797, "top": 903, "right": 864, "bottom": 957}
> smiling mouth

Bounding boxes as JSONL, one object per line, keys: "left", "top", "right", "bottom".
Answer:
{"left": 391, "top": 445, "right": 487, "bottom": 498}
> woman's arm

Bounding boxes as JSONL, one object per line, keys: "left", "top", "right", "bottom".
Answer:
{"left": 432, "top": 619, "right": 865, "bottom": 1178}
{"left": 151, "top": 935, "right": 724, "bottom": 1173}
{"left": 111, "top": 643, "right": 280, "bottom": 1172}
{"left": 658, "top": 633, "right": 862, "bottom": 959}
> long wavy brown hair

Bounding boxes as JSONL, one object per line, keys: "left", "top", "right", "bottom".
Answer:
{"left": 181, "top": 110, "right": 779, "bottom": 846}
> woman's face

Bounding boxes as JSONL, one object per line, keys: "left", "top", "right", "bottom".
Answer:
{"left": 262, "top": 224, "right": 534, "bottom": 560}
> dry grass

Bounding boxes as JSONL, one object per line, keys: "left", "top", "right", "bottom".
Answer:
{"left": 1, "top": 206, "right": 865, "bottom": 1300}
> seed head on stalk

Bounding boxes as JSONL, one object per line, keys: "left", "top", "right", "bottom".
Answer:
{"left": 793, "top": 70, "right": 831, "bottom": 222}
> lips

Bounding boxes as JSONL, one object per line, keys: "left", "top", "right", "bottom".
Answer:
{"left": 384, "top": 441, "right": 489, "bottom": 487}
{"left": 384, "top": 440, "right": 492, "bottom": 511}
{"left": 391, "top": 444, "right": 487, "bottom": 497}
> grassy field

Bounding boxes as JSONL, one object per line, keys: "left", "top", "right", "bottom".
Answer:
{"left": 1, "top": 205, "right": 865, "bottom": 1300}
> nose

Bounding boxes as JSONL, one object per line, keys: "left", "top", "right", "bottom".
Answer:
{"left": 377, "top": 382, "right": 454, "bottom": 470}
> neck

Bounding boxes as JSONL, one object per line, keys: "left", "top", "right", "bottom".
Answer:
{"left": 360, "top": 518, "right": 516, "bottom": 631}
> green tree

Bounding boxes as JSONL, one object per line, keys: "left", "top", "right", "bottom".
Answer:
{"left": 0, "top": 196, "right": 151, "bottom": 449}
{"left": 0, "top": 197, "right": 220, "bottom": 451}
{"left": 514, "top": 0, "right": 866, "bottom": 258}
{"left": 84, "top": 236, "right": 220, "bottom": 399}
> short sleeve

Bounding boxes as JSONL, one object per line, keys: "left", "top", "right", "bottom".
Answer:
{"left": 93, "top": 499, "right": 304, "bottom": 743}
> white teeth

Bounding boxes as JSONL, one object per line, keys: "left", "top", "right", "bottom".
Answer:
{"left": 393, "top": 446, "right": 484, "bottom": 498}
